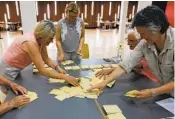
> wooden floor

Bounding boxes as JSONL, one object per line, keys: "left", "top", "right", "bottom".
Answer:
{"left": 0, "top": 29, "right": 131, "bottom": 60}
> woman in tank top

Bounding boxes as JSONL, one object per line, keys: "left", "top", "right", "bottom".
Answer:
{"left": 0, "top": 20, "right": 79, "bottom": 86}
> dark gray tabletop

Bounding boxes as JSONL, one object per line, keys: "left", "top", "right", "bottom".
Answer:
{"left": 98, "top": 72, "right": 174, "bottom": 119}
{"left": 1, "top": 59, "right": 174, "bottom": 119}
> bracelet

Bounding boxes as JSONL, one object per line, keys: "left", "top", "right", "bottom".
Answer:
{"left": 151, "top": 88, "right": 157, "bottom": 97}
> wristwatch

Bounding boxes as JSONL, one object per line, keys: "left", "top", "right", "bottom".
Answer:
{"left": 151, "top": 88, "right": 157, "bottom": 97}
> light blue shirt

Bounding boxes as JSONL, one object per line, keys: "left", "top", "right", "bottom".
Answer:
{"left": 58, "top": 17, "right": 84, "bottom": 52}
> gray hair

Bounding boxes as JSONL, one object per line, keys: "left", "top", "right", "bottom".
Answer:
{"left": 34, "top": 20, "right": 56, "bottom": 41}
{"left": 145, "top": 22, "right": 161, "bottom": 34}
{"left": 131, "top": 5, "right": 169, "bottom": 34}
{"left": 127, "top": 29, "right": 141, "bottom": 40}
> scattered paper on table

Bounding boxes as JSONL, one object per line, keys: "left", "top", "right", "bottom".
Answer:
{"left": 33, "top": 69, "right": 39, "bottom": 73}
{"left": 89, "top": 65, "right": 103, "bottom": 69}
{"left": 50, "top": 77, "right": 102, "bottom": 101}
{"left": 27, "top": 91, "right": 38, "bottom": 102}
{"left": 49, "top": 89, "right": 62, "bottom": 95}
{"left": 80, "top": 65, "right": 89, "bottom": 70}
{"left": 71, "top": 66, "right": 81, "bottom": 70}
{"left": 61, "top": 60, "right": 74, "bottom": 65}
{"left": 103, "top": 104, "right": 126, "bottom": 119}
{"left": 107, "top": 80, "right": 116, "bottom": 88}
{"left": 64, "top": 66, "right": 72, "bottom": 70}
{"left": 125, "top": 90, "right": 139, "bottom": 98}
{"left": 107, "top": 113, "right": 126, "bottom": 119}
{"left": 103, "top": 105, "right": 122, "bottom": 114}
{"left": 48, "top": 78, "right": 65, "bottom": 83}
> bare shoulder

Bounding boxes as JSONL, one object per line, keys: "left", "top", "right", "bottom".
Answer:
{"left": 22, "top": 41, "right": 39, "bottom": 53}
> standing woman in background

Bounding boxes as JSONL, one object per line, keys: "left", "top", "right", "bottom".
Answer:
{"left": 56, "top": 2, "right": 85, "bottom": 62}
{"left": 0, "top": 20, "right": 79, "bottom": 86}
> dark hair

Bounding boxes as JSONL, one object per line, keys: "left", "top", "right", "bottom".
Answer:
{"left": 131, "top": 5, "right": 169, "bottom": 34}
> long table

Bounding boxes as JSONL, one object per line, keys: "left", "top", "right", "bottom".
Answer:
{"left": 1, "top": 59, "right": 174, "bottom": 119}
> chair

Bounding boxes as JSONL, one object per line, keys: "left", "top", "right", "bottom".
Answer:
{"left": 82, "top": 43, "right": 89, "bottom": 59}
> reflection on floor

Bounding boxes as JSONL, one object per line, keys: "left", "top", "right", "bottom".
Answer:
{"left": 0, "top": 29, "right": 131, "bottom": 60}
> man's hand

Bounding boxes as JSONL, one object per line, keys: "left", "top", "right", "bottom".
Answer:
{"left": 96, "top": 68, "right": 114, "bottom": 79}
{"left": 87, "top": 81, "right": 107, "bottom": 92}
{"left": 10, "top": 95, "right": 30, "bottom": 108}
{"left": 134, "top": 89, "right": 152, "bottom": 99}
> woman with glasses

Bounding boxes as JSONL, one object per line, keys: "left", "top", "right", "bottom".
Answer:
{"left": 56, "top": 2, "right": 85, "bottom": 62}
{"left": 0, "top": 20, "right": 79, "bottom": 86}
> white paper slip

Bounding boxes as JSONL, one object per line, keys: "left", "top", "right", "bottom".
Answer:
{"left": 156, "top": 98, "right": 174, "bottom": 114}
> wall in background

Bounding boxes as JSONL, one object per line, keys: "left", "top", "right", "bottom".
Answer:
{"left": 0, "top": 1, "right": 138, "bottom": 28}
{"left": 0, "top": 1, "right": 21, "bottom": 22}
{"left": 36, "top": 1, "right": 138, "bottom": 28}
